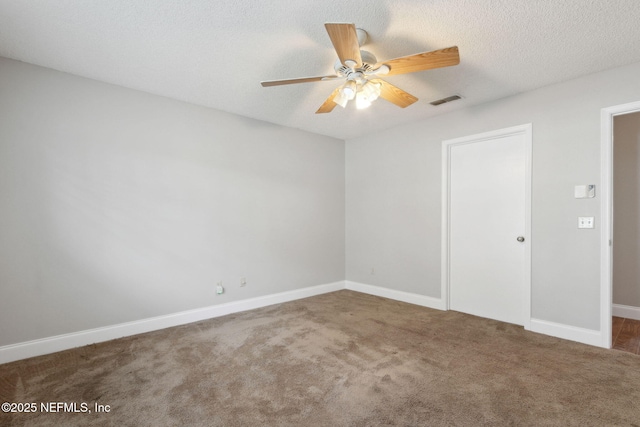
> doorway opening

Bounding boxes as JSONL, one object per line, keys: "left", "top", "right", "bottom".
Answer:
{"left": 601, "top": 101, "right": 640, "bottom": 350}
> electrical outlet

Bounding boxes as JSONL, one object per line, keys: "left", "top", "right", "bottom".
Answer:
{"left": 578, "top": 217, "right": 595, "bottom": 229}
{"left": 216, "top": 282, "right": 224, "bottom": 295}
{"left": 240, "top": 277, "right": 247, "bottom": 287}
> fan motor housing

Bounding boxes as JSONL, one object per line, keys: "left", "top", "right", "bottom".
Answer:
{"left": 334, "top": 50, "right": 377, "bottom": 76}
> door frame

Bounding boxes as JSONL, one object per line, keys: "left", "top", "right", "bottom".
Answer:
{"left": 441, "top": 123, "right": 532, "bottom": 330}
{"left": 600, "top": 100, "right": 640, "bottom": 348}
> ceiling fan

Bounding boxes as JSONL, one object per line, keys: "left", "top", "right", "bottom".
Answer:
{"left": 260, "top": 23, "right": 460, "bottom": 114}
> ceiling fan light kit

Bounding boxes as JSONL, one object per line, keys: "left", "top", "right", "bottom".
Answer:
{"left": 260, "top": 23, "right": 460, "bottom": 114}
{"left": 354, "top": 80, "right": 381, "bottom": 110}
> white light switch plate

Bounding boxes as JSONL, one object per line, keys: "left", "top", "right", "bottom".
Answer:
{"left": 578, "top": 217, "right": 595, "bottom": 229}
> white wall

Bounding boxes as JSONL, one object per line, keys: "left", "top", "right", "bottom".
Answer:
{"left": 5, "top": 54, "right": 640, "bottom": 353}
{"left": 346, "top": 61, "right": 640, "bottom": 331}
{"left": 0, "top": 57, "right": 345, "bottom": 347}
{"left": 613, "top": 112, "right": 640, "bottom": 308}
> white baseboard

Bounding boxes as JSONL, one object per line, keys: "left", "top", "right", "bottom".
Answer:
{"left": 346, "top": 282, "right": 608, "bottom": 348}
{"left": 345, "top": 281, "right": 446, "bottom": 311}
{"left": 0, "top": 281, "right": 346, "bottom": 365}
{"left": 530, "top": 318, "right": 604, "bottom": 348}
{"left": 612, "top": 303, "right": 640, "bottom": 321}
{"left": 2, "top": 280, "right": 614, "bottom": 364}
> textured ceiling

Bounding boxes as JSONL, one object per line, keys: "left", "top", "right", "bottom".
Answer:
{"left": 1, "top": 1, "right": 640, "bottom": 140}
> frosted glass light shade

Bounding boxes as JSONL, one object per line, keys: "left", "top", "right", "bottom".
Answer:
{"left": 355, "top": 90, "right": 372, "bottom": 109}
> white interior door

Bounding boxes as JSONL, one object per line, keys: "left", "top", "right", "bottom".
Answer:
{"left": 443, "top": 125, "right": 531, "bottom": 326}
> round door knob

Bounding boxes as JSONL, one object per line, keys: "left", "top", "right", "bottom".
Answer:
{"left": 517, "top": 236, "right": 525, "bottom": 242}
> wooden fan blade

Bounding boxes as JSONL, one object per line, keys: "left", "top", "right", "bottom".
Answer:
{"left": 371, "top": 79, "right": 418, "bottom": 108}
{"left": 376, "top": 46, "right": 460, "bottom": 76}
{"left": 325, "top": 23, "right": 362, "bottom": 67}
{"left": 261, "top": 75, "right": 341, "bottom": 87}
{"left": 316, "top": 86, "right": 342, "bottom": 114}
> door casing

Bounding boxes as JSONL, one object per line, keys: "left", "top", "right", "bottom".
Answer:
{"left": 601, "top": 101, "right": 640, "bottom": 348}
{"left": 441, "top": 123, "right": 532, "bottom": 330}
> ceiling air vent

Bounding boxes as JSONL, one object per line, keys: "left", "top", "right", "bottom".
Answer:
{"left": 430, "top": 95, "right": 462, "bottom": 106}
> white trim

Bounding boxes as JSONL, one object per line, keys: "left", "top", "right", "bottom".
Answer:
{"left": 0, "top": 281, "right": 346, "bottom": 364}
{"left": 613, "top": 304, "right": 640, "bottom": 321}
{"left": 345, "top": 281, "right": 446, "bottom": 311}
{"left": 346, "top": 280, "right": 605, "bottom": 348}
{"left": 530, "top": 318, "right": 603, "bottom": 347}
{"left": 600, "top": 100, "right": 640, "bottom": 349}
{"left": 441, "top": 124, "right": 533, "bottom": 329}
{"left": 441, "top": 142, "right": 451, "bottom": 311}
{"left": 523, "top": 125, "right": 533, "bottom": 330}
{"left": 2, "top": 276, "right": 619, "bottom": 364}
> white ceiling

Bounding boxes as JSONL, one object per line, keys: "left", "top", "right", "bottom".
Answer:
{"left": 2, "top": 1, "right": 640, "bottom": 140}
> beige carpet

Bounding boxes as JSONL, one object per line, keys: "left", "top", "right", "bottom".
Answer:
{"left": 1, "top": 290, "right": 639, "bottom": 426}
